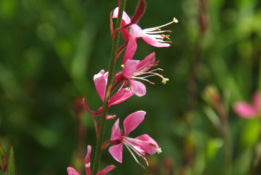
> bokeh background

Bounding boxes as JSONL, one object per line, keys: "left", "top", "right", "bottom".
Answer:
{"left": 0, "top": 0, "right": 261, "bottom": 174}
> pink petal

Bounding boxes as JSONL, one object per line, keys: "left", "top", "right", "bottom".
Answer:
{"left": 97, "top": 165, "right": 116, "bottom": 175}
{"left": 129, "top": 24, "right": 144, "bottom": 38}
{"left": 93, "top": 70, "right": 108, "bottom": 101}
{"left": 234, "top": 102, "right": 258, "bottom": 118}
{"left": 84, "top": 145, "right": 92, "bottom": 175}
{"left": 109, "top": 87, "right": 133, "bottom": 106}
{"left": 136, "top": 52, "right": 156, "bottom": 71}
{"left": 129, "top": 80, "right": 146, "bottom": 97}
{"left": 123, "top": 38, "right": 137, "bottom": 63}
{"left": 112, "top": 7, "right": 131, "bottom": 41}
{"left": 122, "top": 60, "right": 140, "bottom": 77}
{"left": 111, "top": 119, "right": 122, "bottom": 141}
{"left": 106, "top": 114, "right": 116, "bottom": 120}
{"left": 124, "top": 110, "right": 146, "bottom": 136}
{"left": 109, "top": 143, "right": 123, "bottom": 163}
{"left": 134, "top": 134, "right": 160, "bottom": 155}
{"left": 112, "top": 7, "right": 131, "bottom": 24}
{"left": 142, "top": 36, "right": 170, "bottom": 47}
{"left": 253, "top": 92, "right": 261, "bottom": 112}
{"left": 67, "top": 167, "right": 80, "bottom": 175}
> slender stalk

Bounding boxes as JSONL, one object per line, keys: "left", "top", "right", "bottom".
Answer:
{"left": 91, "top": 0, "right": 127, "bottom": 174}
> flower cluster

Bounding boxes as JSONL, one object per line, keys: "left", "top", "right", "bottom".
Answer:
{"left": 67, "top": 0, "right": 178, "bottom": 174}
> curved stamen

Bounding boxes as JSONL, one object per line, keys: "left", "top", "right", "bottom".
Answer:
{"left": 143, "top": 17, "right": 178, "bottom": 32}
{"left": 126, "top": 137, "right": 161, "bottom": 154}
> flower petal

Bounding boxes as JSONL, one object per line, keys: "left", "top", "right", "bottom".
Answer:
{"left": 134, "top": 134, "right": 160, "bottom": 155}
{"left": 136, "top": 52, "right": 156, "bottom": 72}
{"left": 84, "top": 145, "right": 92, "bottom": 175}
{"left": 109, "top": 87, "right": 133, "bottom": 106}
{"left": 106, "top": 114, "right": 116, "bottom": 120}
{"left": 129, "top": 80, "right": 146, "bottom": 97}
{"left": 123, "top": 38, "right": 137, "bottom": 63}
{"left": 129, "top": 24, "right": 144, "bottom": 38}
{"left": 67, "top": 167, "right": 80, "bottom": 175}
{"left": 234, "top": 102, "right": 258, "bottom": 118}
{"left": 93, "top": 70, "right": 108, "bottom": 101}
{"left": 124, "top": 110, "right": 146, "bottom": 136}
{"left": 97, "top": 165, "right": 116, "bottom": 175}
{"left": 122, "top": 60, "right": 140, "bottom": 77}
{"left": 111, "top": 119, "right": 122, "bottom": 141}
{"left": 112, "top": 7, "right": 131, "bottom": 24}
{"left": 142, "top": 36, "right": 170, "bottom": 47}
{"left": 109, "top": 143, "right": 123, "bottom": 163}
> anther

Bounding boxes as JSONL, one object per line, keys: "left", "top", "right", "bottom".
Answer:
{"left": 85, "top": 162, "right": 91, "bottom": 168}
{"left": 173, "top": 17, "right": 178, "bottom": 23}
{"left": 162, "top": 78, "right": 169, "bottom": 84}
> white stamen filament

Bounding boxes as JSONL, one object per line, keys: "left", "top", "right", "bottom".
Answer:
{"left": 132, "top": 70, "right": 169, "bottom": 85}
{"left": 123, "top": 138, "right": 147, "bottom": 168}
{"left": 143, "top": 18, "right": 178, "bottom": 32}
{"left": 125, "top": 137, "right": 161, "bottom": 154}
{"left": 141, "top": 17, "right": 178, "bottom": 44}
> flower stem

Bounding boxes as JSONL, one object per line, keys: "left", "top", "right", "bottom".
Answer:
{"left": 91, "top": 0, "right": 127, "bottom": 174}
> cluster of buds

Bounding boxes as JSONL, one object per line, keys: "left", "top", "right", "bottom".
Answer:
{"left": 67, "top": 0, "right": 178, "bottom": 174}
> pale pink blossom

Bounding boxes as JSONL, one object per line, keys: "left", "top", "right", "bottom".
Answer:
{"left": 109, "top": 111, "right": 161, "bottom": 168}
{"left": 93, "top": 70, "right": 133, "bottom": 105}
{"left": 83, "top": 70, "right": 134, "bottom": 119}
{"left": 116, "top": 39, "right": 169, "bottom": 97}
{"left": 234, "top": 92, "right": 261, "bottom": 118}
{"left": 67, "top": 145, "right": 115, "bottom": 175}
{"left": 112, "top": 7, "right": 178, "bottom": 47}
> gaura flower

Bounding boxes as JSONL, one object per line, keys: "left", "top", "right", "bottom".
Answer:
{"left": 112, "top": 7, "right": 178, "bottom": 47}
{"left": 67, "top": 145, "right": 116, "bottom": 175}
{"left": 234, "top": 92, "right": 261, "bottom": 118}
{"left": 93, "top": 70, "right": 133, "bottom": 106}
{"left": 116, "top": 38, "right": 169, "bottom": 97}
{"left": 83, "top": 70, "right": 133, "bottom": 119}
{"left": 109, "top": 111, "right": 161, "bottom": 168}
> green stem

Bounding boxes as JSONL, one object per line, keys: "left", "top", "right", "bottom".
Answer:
{"left": 91, "top": 0, "right": 127, "bottom": 174}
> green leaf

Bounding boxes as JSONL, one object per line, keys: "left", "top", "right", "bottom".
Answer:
{"left": 7, "top": 147, "right": 16, "bottom": 175}
{"left": 0, "top": 144, "right": 8, "bottom": 173}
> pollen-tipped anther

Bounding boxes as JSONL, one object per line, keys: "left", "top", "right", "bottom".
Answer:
{"left": 173, "top": 17, "right": 178, "bottom": 23}
{"left": 162, "top": 78, "right": 169, "bottom": 84}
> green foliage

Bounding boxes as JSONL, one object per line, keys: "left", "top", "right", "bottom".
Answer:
{"left": 0, "top": 145, "right": 16, "bottom": 175}
{"left": 0, "top": 145, "right": 7, "bottom": 173}
{"left": 7, "top": 147, "right": 16, "bottom": 175}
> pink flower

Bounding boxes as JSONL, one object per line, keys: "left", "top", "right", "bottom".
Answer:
{"left": 234, "top": 92, "right": 261, "bottom": 118}
{"left": 116, "top": 39, "right": 169, "bottom": 97}
{"left": 93, "top": 70, "right": 133, "bottom": 106}
{"left": 112, "top": 7, "right": 178, "bottom": 47}
{"left": 67, "top": 145, "right": 115, "bottom": 175}
{"left": 83, "top": 70, "right": 133, "bottom": 119}
{"left": 109, "top": 111, "right": 161, "bottom": 168}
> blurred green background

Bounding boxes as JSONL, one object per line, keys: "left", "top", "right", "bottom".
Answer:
{"left": 0, "top": 0, "right": 261, "bottom": 174}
